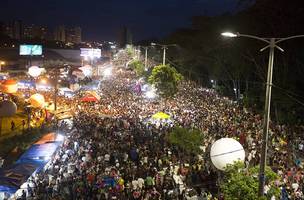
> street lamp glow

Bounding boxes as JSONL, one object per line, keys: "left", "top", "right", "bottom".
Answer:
{"left": 39, "top": 78, "right": 48, "bottom": 84}
{"left": 221, "top": 32, "right": 238, "bottom": 38}
{"left": 103, "top": 68, "right": 112, "bottom": 77}
{"left": 56, "top": 133, "right": 65, "bottom": 142}
{"left": 145, "top": 90, "right": 156, "bottom": 99}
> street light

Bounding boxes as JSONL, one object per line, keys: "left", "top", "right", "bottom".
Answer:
{"left": 39, "top": 70, "right": 60, "bottom": 111}
{"left": 0, "top": 61, "right": 5, "bottom": 72}
{"left": 151, "top": 42, "right": 177, "bottom": 65}
{"left": 222, "top": 31, "right": 304, "bottom": 197}
{"left": 221, "top": 32, "right": 238, "bottom": 38}
{"left": 138, "top": 46, "right": 150, "bottom": 70}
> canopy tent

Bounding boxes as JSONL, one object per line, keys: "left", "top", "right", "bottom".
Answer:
{"left": 58, "top": 87, "right": 73, "bottom": 93}
{"left": 59, "top": 87, "right": 75, "bottom": 98}
{"left": 0, "top": 133, "right": 63, "bottom": 199}
{"left": 85, "top": 91, "right": 100, "bottom": 99}
{"left": 79, "top": 80, "right": 100, "bottom": 91}
{"left": 34, "top": 132, "right": 56, "bottom": 144}
{"left": 81, "top": 95, "right": 99, "bottom": 102}
{"left": 81, "top": 91, "right": 101, "bottom": 102}
{"left": 17, "top": 80, "right": 35, "bottom": 89}
{"left": 151, "top": 112, "right": 170, "bottom": 120}
{"left": 0, "top": 163, "right": 40, "bottom": 197}
{"left": 16, "top": 142, "right": 61, "bottom": 165}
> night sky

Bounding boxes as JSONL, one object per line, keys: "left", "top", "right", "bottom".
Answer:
{"left": 0, "top": 0, "right": 243, "bottom": 41}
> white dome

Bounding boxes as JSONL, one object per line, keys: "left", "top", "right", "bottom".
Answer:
{"left": 29, "top": 93, "right": 45, "bottom": 108}
{"left": 28, "top": 66, "right": 42, "bottom": 78}
{"left": 210, "top": 138, "right": 245, "bottom": 170}
{"left": 0, "top": 100, "right": 17, "bottom": 117}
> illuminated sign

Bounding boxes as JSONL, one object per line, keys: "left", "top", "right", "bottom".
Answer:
{"left": 20, "top": 45, "right": 43, "bottom": 56}
{"left": 80, "top": 48, "right": 101, "bottom": 58}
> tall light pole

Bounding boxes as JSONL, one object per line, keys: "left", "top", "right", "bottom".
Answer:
{"left": 138, "top": 46, "right": 149, "bottom": 70}
{"left": 0, "top": 61, "right": 5, "bottom": 72}
{"left": 221, "top": 32, "right": 304, "bottom": 197}
{"left": 151, "top": 43, "right": 177, "bottom": 65}
{"left": 54, "top": 69, "right": 59, "bottom": 111}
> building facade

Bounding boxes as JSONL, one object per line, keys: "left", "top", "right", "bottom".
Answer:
{"left": 66, "top": 27, "right": 82, "bottom": 44}
{"left": 54, "top": 25, "right": 66, "bottom": 42}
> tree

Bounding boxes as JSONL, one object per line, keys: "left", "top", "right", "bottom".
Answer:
{"left": 148, "top": 64, "right": 183, "bottom": 97}
{"left": 168, "top": 127, "right": 203, "bottom": 154}
{"left": 129, "top": 60, "right": 145, "bottom": 76}
{"left": 221, "top": 162, "right": 280, "bottom": 200}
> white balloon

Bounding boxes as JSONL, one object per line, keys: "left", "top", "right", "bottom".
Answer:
{"left": 210, "top": 138, "right": 245, "bottom": 171}
{"left": 28, "top": 66, "right": 42, "bottom": 77}
{"left": 29, "top": 93, "right": 45, "bottom": 108}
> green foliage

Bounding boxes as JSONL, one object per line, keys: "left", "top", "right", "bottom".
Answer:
{"left": 126, "top": 47, "right": 134, "bottom": 56}
{"left": 148, "top": 64, "right": 183, "bottom": 97}
{"left": 221, "top": 162, "right": 280, "bottom": 200}
{"left": 129, "top": 60, "right": 145, "bottom": 76}
{"left": 168, "top": 127, "right": 203, "bottom": 154}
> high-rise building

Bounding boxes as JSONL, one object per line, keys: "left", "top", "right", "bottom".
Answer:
{"left": 54, "top": 25, "right": 66, "bottom": 42}
{"left": 35, "top": 26, "right": 48, "bottom": 40}
{"left": 118, "top": 26, "right": 132, "bottom": 48}
{"left": 66, "top": 27, "right": 82, "bottom": 44}
{"left": 23, "top": 25, "right": 34, "bottom": 39}
{"left": 11, "top": 20, "right": 23, "bottom": 40}
{"left": 74, "top": 27, "right": 82, "bottom": 44}
{"left": 24, "top": 25, "right": 48, "bottom": 40}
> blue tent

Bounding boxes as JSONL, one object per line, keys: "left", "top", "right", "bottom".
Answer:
{"left": 0, "top": 137, "right": 62, "bottom": 197}
{"left": 16, "top": 142, "right": 61, "bottom": 165}
{"left": 0, "top": 163, "right": 40, "bottom": 195}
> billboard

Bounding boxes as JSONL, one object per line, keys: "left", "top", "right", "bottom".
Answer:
{"left": 20, "top": 45, "right": 43, "bottom": 56}
{"left": 80, "top": 48, "right": 101, "bottom": 58}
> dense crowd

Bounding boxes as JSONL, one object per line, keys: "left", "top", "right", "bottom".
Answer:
{"left": 14, "top": 65, "right": 304, "bottom": 199}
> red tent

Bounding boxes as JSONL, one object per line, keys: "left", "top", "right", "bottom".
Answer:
{"left": 81, "top": 94, "right": 99, "bottom": 102}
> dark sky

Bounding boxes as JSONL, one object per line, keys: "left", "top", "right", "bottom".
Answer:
{"left": 0, "top": 0, "right": 243, "bottom": 42}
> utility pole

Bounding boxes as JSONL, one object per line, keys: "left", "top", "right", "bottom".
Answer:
{"left": 221, "top": 32, "right": 304, "bottom": 197}
{"left": 54, "top": 69, "right": 59, "bottom": 111}
{"left": 144, "top": 47, "right": 148, "bottom": 70}
{"left": 162, "top": 46, "right": 167, "bottom": 65}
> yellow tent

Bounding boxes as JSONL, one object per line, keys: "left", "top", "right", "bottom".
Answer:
{"left": 152, "top": 112, "right": 170, "bottom": 119}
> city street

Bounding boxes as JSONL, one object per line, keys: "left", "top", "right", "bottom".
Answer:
{"left": 1, "top": 1, "right": 304, "bottom": 199}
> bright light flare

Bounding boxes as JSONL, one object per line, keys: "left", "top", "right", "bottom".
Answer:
{"left": 145, "top": 90, "right": 156, "bottom": 99}
{"left": 103, "top": 68, "right": 112, "bottom": 77}
{"left": 221, "top": 32, "right": 238, "bottom": 38}
{"left": 39, "top": 78, "right": 47, "bottom": 84}
{"left": 56, "top": 133, "right": 65, "bottom": 142}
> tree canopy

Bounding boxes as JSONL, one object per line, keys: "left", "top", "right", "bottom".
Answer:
{"left": 129, "top": 60, "right": 145, "bottom": 77}
{"left": 168, "top": 127, "right": 203, "bottom": 154}
{"left": 148, "top": 64, "right": 183, "bottom": 97}
{"left": 221, "top": 162, "right": 280, "bottom": 200}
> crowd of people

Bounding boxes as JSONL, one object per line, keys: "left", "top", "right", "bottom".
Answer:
{"left": 13, "top": 62, "right": 304, "bottom": 199}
